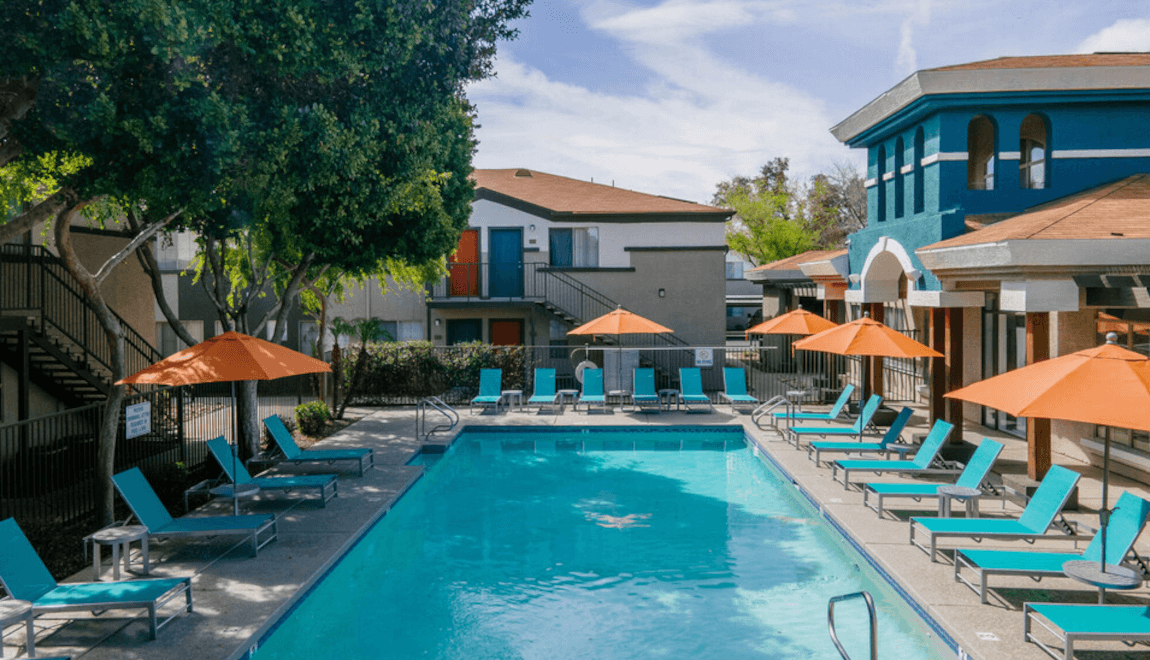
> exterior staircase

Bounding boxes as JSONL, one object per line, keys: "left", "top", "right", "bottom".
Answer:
{"left": 0, "top": 244, "right": 163, "bottom": 413}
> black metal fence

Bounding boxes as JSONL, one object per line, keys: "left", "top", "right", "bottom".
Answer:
{"left": 0, "top": 376, "right": 312, "bottom": 526}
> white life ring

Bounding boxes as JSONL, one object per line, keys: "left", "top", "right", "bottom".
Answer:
{"left": 575, "top": 360, "right": 597, "bottom": 383}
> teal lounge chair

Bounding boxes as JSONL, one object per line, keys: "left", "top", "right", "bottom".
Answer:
{"left": 113, "top": 467, "right": 278, "bottom": 557}
{"left": 863, "top": 438, "right": 1004, "bottom": 518}
{"left": 910, "top": 464, "right": 1081, "bottom": 562}
{"left": 1025, "top": 602, "right": 1150, "bottom": 660}
{"left": 830, "top": 418, "right": 954, "bottom": 490}
{"left": 633, "top": 368, "right": 661, "bottom": 411}
{"left": 528, "top": 368, "right": 560, "bottom": 412}
{"left": 769, "top": 384, "right": 855, "bottom": 427}
{"left": 470, "top": 368, "right": 503, "bottom": 414}
{"left": 578, "top": 368, "right": 606, "bottom": 412}
{"left": 718, "top": 367, "right": 758, "bottom": 411}
{"left": 807, "top": 406, "right": 914, "bottom": 467}
{"left": 0, "top": 518, "right": 192, "bottom": 640}
{"left": 957, "top": 491, "right": 1150, "bottom": 604}
{"left": 785, "top": 394, "right": 882, "bottom": 450}
{"left": 207, "top": 437, "right": 338, "bottom": 507}
{"left": 678, "top": 368, "right": 713, "bottom": 412}
{"left": 264, "top": 415, "right": 375, "bottom": 476}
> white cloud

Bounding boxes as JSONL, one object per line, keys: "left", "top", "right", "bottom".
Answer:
{"left": 468, "top": 0, "right": 855, "bottom": 204}
{"left": 1075, "top": 18, "right": 1150, "bottom": 54}
{"left": 895, "top": 0, "right": 932, "bottom": 77}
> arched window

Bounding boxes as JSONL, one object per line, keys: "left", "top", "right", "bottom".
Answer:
{"left": 913, "top": 128, "right": 925, "bottom": 214}
{"left": 876, "top": 145, "right": 887, "bottom": 222}
{"left": 894, "top": 138, "right": 905, "bottom": 218}
{"left": 967, "top": 116, "right": 995, "bottom": 190}
{"left": 1020, "top": 114, "right": 1047, "bottom": 189}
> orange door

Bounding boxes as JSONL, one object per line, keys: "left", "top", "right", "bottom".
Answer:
{"left": 449, "top": 229, "right": 479, "bottom": 296}
{"left": 490, "top": 320, "right": 523, "bottom": 346}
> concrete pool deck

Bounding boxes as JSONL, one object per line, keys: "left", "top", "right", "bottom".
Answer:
{"left": 11, "top": 403, "right": 1150, "bottom": 660}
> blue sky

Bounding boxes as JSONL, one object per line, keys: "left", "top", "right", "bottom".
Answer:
{"left": 468, "top": 0, "right": 1150, "bottom": 204}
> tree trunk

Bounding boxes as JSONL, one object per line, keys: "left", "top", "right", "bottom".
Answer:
{"left": 54, "top": 200, "right": 126, "bottom": 525}
{"left": 237, "top": 380, "right": 260, "bottom": 462}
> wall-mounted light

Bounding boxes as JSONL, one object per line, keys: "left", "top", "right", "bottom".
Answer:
{"left": 658, "top": 288, "right": 666, "bottom": 298}
{"left": 528, "top": 224, "right": 536, "bottom": 232}
{"left": 434, "top": 319, "right": 441, "bottom": 327}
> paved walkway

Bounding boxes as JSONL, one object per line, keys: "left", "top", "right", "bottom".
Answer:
{"left": 7, "top": 402, "right": 1150, "bottom": 660}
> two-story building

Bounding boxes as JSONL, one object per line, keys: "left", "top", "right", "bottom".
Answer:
{"left": 795, "top": 53, "right": 1150, "bottom": 480}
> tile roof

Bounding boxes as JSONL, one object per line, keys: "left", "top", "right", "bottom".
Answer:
{"left": 749, "top": 249, "right": 848, "bottom": 272}
{"left": 472, "top": 169, "right": 731, "bottom": 218}
{"left": 928, "top": 53, "right": 1150, "bottom": 72}
{"left": 923, "top": 174, "right": 1150, "bottom": 250}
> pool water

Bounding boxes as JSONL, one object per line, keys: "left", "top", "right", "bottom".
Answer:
{"left": 252, "top": 426, "right": 952, "bottom": 660}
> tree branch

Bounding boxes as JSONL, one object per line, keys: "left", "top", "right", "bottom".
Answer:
{"left": 129, "top": 211, "right": 198, "bottom": 347}
{"left": 94, "top": 208, "right": 181, "bottom": 285}
{"left": 0, "top": 188, "right": 77, "bottom": 245}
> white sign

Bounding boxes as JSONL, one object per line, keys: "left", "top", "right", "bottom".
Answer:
{"left": 694, "top": 348, "right": 713, "bottom": 367}
{"left": 126, "top": 401, "right": 151, "bottom": 439}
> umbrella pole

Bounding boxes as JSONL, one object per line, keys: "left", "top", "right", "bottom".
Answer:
{"left": 1100, "top": 425, "right": 1112, "bottom": 572}
{"left": 231, "top": 381, "right": 239, "bottom": 517}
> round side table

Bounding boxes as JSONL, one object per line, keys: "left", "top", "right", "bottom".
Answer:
{"left": 90, "top": 525, "right": 150, "bottom": 581}
{"left": 1062, "top": 560, "right": 1143, "bottom": 604}
{"left": 211, "top": 482, "right": 261, "bottom": 516}
{"left": 0, "top": 599, "right": 35, "bottom": 658}
{"left": 936, "top": 485, "right": 982, "bottom": 518}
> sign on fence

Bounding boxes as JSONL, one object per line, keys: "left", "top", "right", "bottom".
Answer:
{"left": 126, "top": 401, "right": 151, "bottom": 439}
{"left": 694, "top": 348, "right": 713, "bottom": 367}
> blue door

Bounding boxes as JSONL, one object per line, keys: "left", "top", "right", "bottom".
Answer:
{"left": 488, "top": 228, "right": 523, "bottom": 297}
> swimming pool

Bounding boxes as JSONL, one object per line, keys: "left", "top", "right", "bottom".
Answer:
{"left": 250, "top": 426, "right": 953, "bottom": 659}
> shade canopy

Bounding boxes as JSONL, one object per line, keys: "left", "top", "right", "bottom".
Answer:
{"left": 745, "top": 309, "right": 838, "bottom": 337}
{"left": 945, "top": 340, "right": 1150, "bottom": 432}
{"left": 792, "top": 316, "right": 942, "bottom": 358}
{"left": 567, "top": 306, "right": 673, "bottom": 337}
{"left": 1097, "top": 312, "right": 1150, "bottom": 336}
{"left": 117, "top": 331, "right": 331, "bottom": 386}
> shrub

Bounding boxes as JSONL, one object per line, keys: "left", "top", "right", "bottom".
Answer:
{"left": 347, "top": 341, "right": 531, "bottom": 404}
{"left": 295, "top": 401, "right": 330, "bottom": 436}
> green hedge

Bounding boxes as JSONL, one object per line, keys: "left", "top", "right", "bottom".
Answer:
{"left": 345, "top": 341, "right": 530, "bottom": 404}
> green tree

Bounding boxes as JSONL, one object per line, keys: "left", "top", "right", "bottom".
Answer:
{"left": 715, "top": 158, "right": 827, "bottom": 266}
{"left": 1, "top": 0, "right": 529, "bottom": 521}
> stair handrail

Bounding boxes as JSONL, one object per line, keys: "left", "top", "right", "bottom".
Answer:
{"left": 828, "top": 591, "right": 878, "bottom": 660}
{"left": 416, "top": 396, "right": 459, "bottom": 441}
{"left": 1, "top": 244, "right": 163, "bottom": 383}
{"left": 751, "top": 395, "right": 793, "bottom": 430}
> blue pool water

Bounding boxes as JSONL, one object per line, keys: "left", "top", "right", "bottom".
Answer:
{"left": 252, "top": 426, "right": 952, "bottom": 660}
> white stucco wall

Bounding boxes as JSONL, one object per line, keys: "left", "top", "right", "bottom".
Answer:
{"left": 469, "top": 199, "right": 725, "bottom": 266}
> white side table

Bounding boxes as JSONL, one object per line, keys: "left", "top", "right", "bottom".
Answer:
{"left": 500, "top": 389, "right": 524, "bottom": 412}
{"left": 937, "top": 485, "right": 982, "bottom": 518}
{"left": 0, "top": 599, "right": 34, "bottom": 658}
{"left": 557, "top": 389, "right": 579, "bottom": 411}
{"left": 210, "top": 482, "right": 261, "bottom": 516}
{"left": 90, "top": 525, "right": 150, "bottom": 582}
{"left": 658, "top": 389, "right": 681, "bottom": 411}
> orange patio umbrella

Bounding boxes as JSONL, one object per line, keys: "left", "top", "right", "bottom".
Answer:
{"left": 568, "top": 306, "right": 673, "bottom": 390}
{"left": 568, "top": 306, "right": 673, "bottom": 337}
{"left": 946, "top": 333, "right": 1150, "bottom": 573}
{"left": 793, "top": 315, "right": 942, "bottom": 403}
{"left": 745, "top": 308, "right": 838, "bottom": 338}
{"left": 747, "top": 309, "right": 839, "bottom": 400}
{"left": 118, "top": 331, "right": 332, "bottom": 513}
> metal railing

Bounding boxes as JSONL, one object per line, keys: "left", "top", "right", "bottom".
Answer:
{"left": 1, "top": 243, "right": 163, "bottom": 384}
{"left": 828, "top": 591, "right": 878, "bottom": 660}
{"left": 429, "top": 261, "right": 687, "bottom": 348}
{"left": 0, "top": 375, "right": 313, "bottom": 526}
{"left": 416, "top": 396, "right": 458, "bottom": 441}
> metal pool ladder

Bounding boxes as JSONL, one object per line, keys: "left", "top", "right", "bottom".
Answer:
{"left": 828, "top": 591, "right": 878, "bottom": 660}
{"left": 417, "top": 396, "right": 459, "bottom": 441}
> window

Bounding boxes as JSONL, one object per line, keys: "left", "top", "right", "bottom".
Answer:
{"left": 725, "top": 261, "right": 744, "bottom": 279}
{"left": 913, "top": 128, "right": 925, "bottom": 214}
{"left": 875, "top": 146, "right": 887, "bottom": 222}
{"left": 967, "top": 116, "right": 995, "bottom": 190}
{"left": 549, "top": 228, "right": 599, "bottom": 267}
{"left": 155, "top": 321, "right": 204, "bottom": 357}
{"left": 1020, "top": 114, "right": 1046, "bottom": 189}
{"left": 894, "top": 138, "right": 905, "bottom": 218}
{"left": 396, "top": 321, "right": 422, "bottom": 341}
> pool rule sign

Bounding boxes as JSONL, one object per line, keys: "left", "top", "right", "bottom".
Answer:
{"left": 125, "top": 401, "right": 151, "bottom": 439}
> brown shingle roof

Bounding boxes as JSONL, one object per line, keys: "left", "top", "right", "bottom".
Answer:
{"left": 749, "top": 249, "right": 848, "bottom": 272}
{"left": 472, "top": 169, "right": 730, "bottom": 217}
{"left": 924, "top": 174, "right": 1150, "bottom": 250}
{"left": 928, "top": 53, "right": 1150, "bottom": 72}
